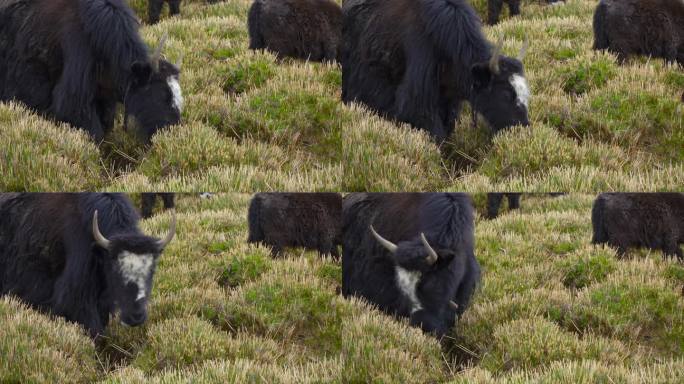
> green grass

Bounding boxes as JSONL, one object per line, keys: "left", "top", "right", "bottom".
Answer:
{"left": 3, "top": 193, "right": 684, "bottom": 383}
{"left": 1, "top": 0, "right": 682, "bottom": 191}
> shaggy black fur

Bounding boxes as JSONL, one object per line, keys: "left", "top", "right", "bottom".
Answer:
{"left": 593, "top": 0, "right": 684, "bottom": 65}
{"left": 341, "top": 0, "right": 530, "bottom": 142}
{"left": 0, "top": 0, "right": 182, "bottom": 143}
{"left": 140, "top": 193, "right": 175, "bottom": 219}
{"left": 0, "top": 193, "right": 171, "bottom": 337}
{"left": 248, "top": 0, "right": 342, "bottom": 62}
{"left": 247, "top": 193, "right": 342, "bottom": 259}
{"left": 342, "top": 193, "right": 480, "bottom": 337}
{"left": 147, "top": 0, "right": 181, "bottom": 24}
{"left": 592, "top": 193, "right": 684, "bottom": 259}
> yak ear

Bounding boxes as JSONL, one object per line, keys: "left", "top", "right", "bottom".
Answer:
{"left": 130, "top": 61, "right": 153, "bottom": 87}
{"left": 471, "top": 63, "right": 493, "bottom": 91}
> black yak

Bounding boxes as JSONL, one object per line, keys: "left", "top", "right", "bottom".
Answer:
{"left": 593, "top": 0, "right": 684, "bottom": 65}
{"left": 0, "top": 0, "right": 184, "bottom": 143}
{"left": 248, "top": 0, "right": 342, "bottom": 62}
{"left": 487, "top": 0, "right": 565, "bottom": 25}
{"left": 147, "top": 0, "right": 181, "bottom": 24}
{"left": 341, "top": 0, "right": 530, "bottom": 142}
{"left": 0, "top": 193, "right": 176, "bottom": 337}
{"left": 247, "top": 193, "right": 342, "bottom": 258}
{"left": 591, "top": 193, "right": 684, "bottom": 259}
{"left": 140, "top": 193, "right": 175, "bottom": 219}
{"left": 342, "top": 193, "right": 480, "bottom": 336}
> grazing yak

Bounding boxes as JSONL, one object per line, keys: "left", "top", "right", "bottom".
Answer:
{"left": 0, "top": 193, "right": 176, "bottom": 337}
{"left": 487, "top": 0, "right": 565, "bottom": 25}
{"left": 593, "top": 0, "right": 684, "bottom": 65}
{"left": 342, "top": 193, "right": 480, "bottom": 336}
{"left": 341, "top": 0, "right": 530, "bottom": 142}
{"left": 140, "top": 193, "right": 175, "bottom": 219}
{"left": 247, "top": 193, "right": 342, "bottom": 258}
{"left": 0, "top": 0, "right": 184, "bottom": 143}
{"left": 592, "top": 193, "right": 684, "bottom": 259}
{"left": 147, "top": 0, "right": 181, "bottom": 24}
{"left": 248, "top": 0, "right": 342, "bottom": 62}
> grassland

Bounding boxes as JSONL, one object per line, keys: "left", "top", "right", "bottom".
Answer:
{"left": 0, "top": 0, "right": 681, "bottom": 191}
{"left": 2, "top": 193, "right": 683, "bottom": 383}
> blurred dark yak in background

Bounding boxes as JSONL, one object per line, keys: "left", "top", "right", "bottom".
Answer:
{"left": 593, "top": 0, "right": 684, "bottom": 65}
{"left": 341, "top": 0, "right": 530, "bottom": 143}
{"left": 0, "top": 193, "right": 176, "bottom": 338}
{"left": 248, "top": 193, "right": 342, "bottom": 259}
{"left": 592, "top": 193, "right": 684, "bottom": 259}
{"left": 140, "top": 193, "right": 176, "bottom": 219}
{"left": 487, "top": 0, "right": 565, "bottom": 25}
{"left": 248, "top": 0, "right": 342, "bottom": 62}
{"left": 0, "top": 0, "right": 183, "bottom": 144}
{"left": 147, "top": 0, "right": 181, "bottom": 24}
{"left": 342, "top": 193, "right": 480, "bottom": 337}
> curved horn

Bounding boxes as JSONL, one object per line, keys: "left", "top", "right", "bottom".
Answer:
{"left": 92, "top": 211, "right": 111, "bottom": 250}
{"left": 369, "top": 225, "right": 397, "bottom": 254}
{"left": 151, "top": 33, "right": 168, "bottom": 72}
{"left": 518, "top": 37, "right": 529, "bottom": 61}
{"left": 157, "top": 209, "right": 176, "bottom": 249}
{"left": 449, "top": 301, "right": 459, "bottom": 311}
{"left": 420, "top": 233, "right": 438, "bottom": 265}
{"left": 489, "top": 38, "right": 503, "bottom": 75}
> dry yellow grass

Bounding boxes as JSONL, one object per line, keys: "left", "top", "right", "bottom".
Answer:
{"left": 2, "top": 193, "right": 683, "bottom": 383}
{"left": 0, "top": 0, "right": 681, "bottom": 191}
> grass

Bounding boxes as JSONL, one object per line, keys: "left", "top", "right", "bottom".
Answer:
{"left": 0, "top": 0, "right": 681, "bottom": 191}
{"left": 2, "top": 193, "right": 684, "bottom": 383}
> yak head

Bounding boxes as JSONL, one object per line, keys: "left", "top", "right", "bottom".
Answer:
{"left": 470, "top": 39, "right": 530, "bottom": 133}
{"left": 92, "top": 210, "right": 176, "bottom": 327}
{"left": 125, "top": 34, "right": 183, "bottom": 144}
{"left": 370, "top": 225, "right": 460, "bottom": 336}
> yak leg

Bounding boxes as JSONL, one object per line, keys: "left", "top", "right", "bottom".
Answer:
{"left": 148, "top": 0, "right": 164, "bottom": 24}
{"left": 663, "top": 235, "right": 683, "bottom": 260}
{"left": 160, "top": 193, "right": 175, "bottom": 210}
{"left": 168, "top": 0, "right": 181, "bottom": 16}
{"left": 52, "top": 230, "right": 105, "bottom": 337}
{"left": 95, "top": 96, "right": 117, "bottom": 135}
{"left": 270, "top": 245, "right": 283, "bottom": 258}
{"left": 453, "top": 255, "right": 481, "bottom": 317}
{"left": 486, "top": 193, "right": 505, "bottom": 219}
{"left": 140, "top": 193, "right": 158, "bottom": 219}
{"left": 507, "top": 193, "right": 521, "bottom": 210}
{"left": 51, "top": 34, "right": 103, "bottom": 141}
{"left": 487, "top": 0, "right": 504, "bottom": 25}
{"left": 508, "top": 0, "right": 521, "bottom": 16}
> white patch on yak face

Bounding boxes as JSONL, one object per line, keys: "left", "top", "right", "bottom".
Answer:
{"left": 509, "top": 74, "right": 530, "bottom": 108}
{"left": 167, "top": 76, "right": 184, "bottom": 112}
{"left": 118, "top": 251, "right": 155, "bottom": 301}
{"left": 395, "top": 266, "right": 423, "bottom": 314}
